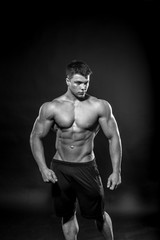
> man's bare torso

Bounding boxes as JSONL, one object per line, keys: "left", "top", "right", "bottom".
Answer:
{"left": 50, "top": 94, "right": 101, "bottom": 162}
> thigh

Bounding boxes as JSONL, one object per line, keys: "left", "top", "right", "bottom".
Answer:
{"left": 51, "top": 162, "right": 76, "bottom": 218}
{"left": 74, "top": 161, "right": 105, "bottom": 219}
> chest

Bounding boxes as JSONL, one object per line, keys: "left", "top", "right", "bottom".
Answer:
{"left": 54, "top": 102, "right": 98, "bottom": 129}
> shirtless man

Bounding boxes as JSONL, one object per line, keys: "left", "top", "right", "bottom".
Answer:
{"left": 30, "top": 60, "right": 122, "bottom": 240}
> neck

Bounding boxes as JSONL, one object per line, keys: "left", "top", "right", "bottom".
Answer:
{"left": 65, "top": 89, "right": 87, "bottom": 102}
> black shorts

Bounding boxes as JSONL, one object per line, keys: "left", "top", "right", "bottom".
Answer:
{"left": 50, "top": 159, "right": 104, "bottom": 219}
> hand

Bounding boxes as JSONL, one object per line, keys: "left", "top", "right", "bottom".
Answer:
{"left": 40, "top": 167, "right": 58, "bottom": 183}
{"left": 107, "top": 172, "right": 121, "bottom": 190}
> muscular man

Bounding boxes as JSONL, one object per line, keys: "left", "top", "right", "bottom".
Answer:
{"left": 30, "top": 60, "right": 122, "bottom": 240}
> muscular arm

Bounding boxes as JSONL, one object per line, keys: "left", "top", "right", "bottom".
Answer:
{"left": 30, "top": 102, "right": 57, "bottom": 183}
{"left": 98, "top": 100, "right": 122, "bottom": 190}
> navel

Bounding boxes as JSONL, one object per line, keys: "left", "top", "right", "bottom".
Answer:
{"left": 70, "top": 145, "right": 75, "bottom": 149}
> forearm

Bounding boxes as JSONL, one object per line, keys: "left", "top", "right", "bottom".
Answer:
{"left": 109, "top": 136, "right": 122, "bottom": 174}
{"left": 30, "top": 134, "right": 48, "bottom": 171}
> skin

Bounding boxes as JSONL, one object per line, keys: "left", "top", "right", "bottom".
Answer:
{"left": 30, "top": 74, "right": 122, "bottom": 240}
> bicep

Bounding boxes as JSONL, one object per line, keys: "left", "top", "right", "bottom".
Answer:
{"left": 98, "top": 101, "right": 119, "bottom": 139}
{"left": 32, "top": 117, "right": 53, "bottom": 138}
{"left": 99, "top": 115, "right": 119, "bottom": 139}
{"left": 31, "top": 103, "right": 54, "bottom": 138}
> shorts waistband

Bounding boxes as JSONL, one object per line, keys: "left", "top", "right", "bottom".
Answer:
{"left": 52, "top": 159, "right": 96, "bottom": 167}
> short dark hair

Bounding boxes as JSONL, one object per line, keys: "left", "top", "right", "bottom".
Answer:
{"left": 66, "top": 60, "right": 92, "bottom": 79}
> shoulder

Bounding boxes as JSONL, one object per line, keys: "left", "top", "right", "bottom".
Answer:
{"left": 88, "top": 95, "right": 112, "bottom": 115}
{"left": 40, "top": 101, "right": 54, "bottom": 113}
{"left": 39, "top": 94, "right": 67, "bottom": 119}
{"left": 99, "top": 99, "right": 112, "bottom": 113}
{"left": 39, "top": 99, "right": 60, "bottom": 119}
{"left": 40, "top": 94, "right": 65, "bottom": 111}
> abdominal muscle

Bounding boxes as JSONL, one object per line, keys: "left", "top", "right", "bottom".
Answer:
{"left": 53, "top": 128, "right": 96, "bottom": 163}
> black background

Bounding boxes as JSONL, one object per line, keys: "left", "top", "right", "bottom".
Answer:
{"left": 0, "top": 1, "right": 159, "bottom": 219}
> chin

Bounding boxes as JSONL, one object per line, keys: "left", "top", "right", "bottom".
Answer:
{"left": 78, "top": 94, "right": 85, "bottom": 99}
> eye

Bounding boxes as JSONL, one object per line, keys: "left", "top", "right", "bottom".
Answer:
{"left": 84, "top": 82, "right": 89, "bottom": 86}
{"left": 74, "top": 81, "right": 81, "bottom": 85}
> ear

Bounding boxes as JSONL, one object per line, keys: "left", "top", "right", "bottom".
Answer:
{"left": 66, "top": 77, "right": 70, "bottom": 86}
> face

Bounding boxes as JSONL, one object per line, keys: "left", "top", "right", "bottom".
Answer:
{"left": 67, "top": 74, "right": 90, "bottom": 98}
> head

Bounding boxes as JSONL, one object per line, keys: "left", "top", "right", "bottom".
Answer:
{"left": 66, "top": 60, "right": 92, "bottom": 99}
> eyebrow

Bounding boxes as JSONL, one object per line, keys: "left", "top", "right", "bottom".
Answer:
{"left": 74, "top": 80, "right": 89, "bottom": 83}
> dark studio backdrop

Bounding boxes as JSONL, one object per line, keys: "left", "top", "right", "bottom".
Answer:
{"left": 0, "top": 1, "right": 159, "bottom": 222}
